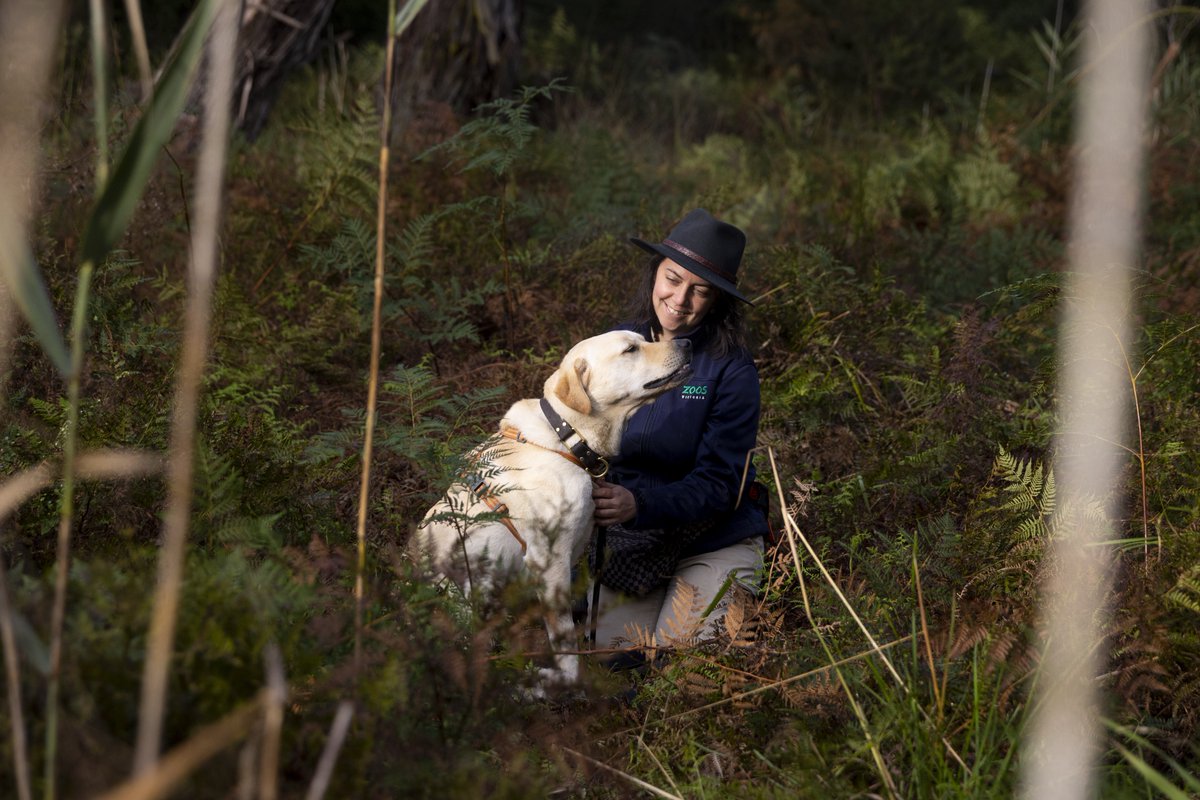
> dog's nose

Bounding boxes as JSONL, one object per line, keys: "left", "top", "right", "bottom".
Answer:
{"left": 676, "top": 338, "right": 692, "bottom": 360}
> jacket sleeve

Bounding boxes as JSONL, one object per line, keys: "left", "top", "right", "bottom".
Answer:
{"left": 628, "top": 359, "right": 761, "bottom": 529}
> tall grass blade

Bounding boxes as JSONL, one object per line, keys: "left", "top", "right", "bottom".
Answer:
{"left": 1112, "top": 743, "right": 1193, "bottom": 800}
{"left": 133, "top": 0, "right": 238, "bottom": 774}
{"left": 79, "top": 0, "right": 218, "bottom": 267}
{"left": 1105, "top": 720, "right": 1200, "bottom": 793}
{"left": 1020, "top": 1, "right": 1151, "bottom": 798}
{"left": 0, "top": 0, "right": 70, "bottom": 379}
{"left": 0, "top": 239, "right": 70, "bottom": 377}
{"left": 394, "top": 0, "right": 434, "bottom": 37}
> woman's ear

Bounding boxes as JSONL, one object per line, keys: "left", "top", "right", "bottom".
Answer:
{"left": 554, "top": 358, "right": 592, "bottom": 414}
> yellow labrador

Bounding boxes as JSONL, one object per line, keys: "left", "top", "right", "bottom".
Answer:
{"left": 412, "top": 330, "right": 691, "bottom": 688}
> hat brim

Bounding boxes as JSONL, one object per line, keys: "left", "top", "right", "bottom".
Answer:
{"left": 630, "top": 238, "right": 753, "bottom": 305}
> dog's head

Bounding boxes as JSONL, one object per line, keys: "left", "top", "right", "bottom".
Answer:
{"left": 545, "top": 330, "right": 692, "bottom": 421}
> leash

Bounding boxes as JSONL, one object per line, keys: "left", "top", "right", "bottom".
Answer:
{"left": 534, "top": 399, "right": 611, "bottom": 643}
{"left": 538, "top": 398, "right": 610, "bottom": 478}
{"left": 589, "top": 524, "right": 607, "bottom": 646}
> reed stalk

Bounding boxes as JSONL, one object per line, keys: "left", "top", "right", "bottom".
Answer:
{"left": 353, "top": 0, "right": 398, "bottom": 674}
{"left": 257, "top": 645, "right": 286, "bottom": 800}
{"left": 1020, "top": 1, "right": 1151, "bottom": 798}
{"left": 122, "top": 0, "right": 154, "bottom": 100}
{"left": 88, "top": 0, "right": 109, "bottom": 187}
{"left": 303, "top": 701, "right": 355, "bottom": 800}
{"left": 46, "top": 7, "right": 119, "bottom": 783}
{"left": 133, "top": 0, "right": 238, "bottom": 773}
{"left": 44, "top": 254, "right": 95, "bottom": 800}
{"left": 0, "top": 543, "right": 32, "bottom": 800}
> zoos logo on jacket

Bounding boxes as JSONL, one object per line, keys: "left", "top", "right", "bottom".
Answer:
{"left": 680, "top": 382, "right": 709, "bottom": 399}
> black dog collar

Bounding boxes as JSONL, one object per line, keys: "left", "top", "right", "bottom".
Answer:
{"left": 539, "top": 398, "right": 609, "bottom": 478}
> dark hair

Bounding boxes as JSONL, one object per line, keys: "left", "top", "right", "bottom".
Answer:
{"left": 624, "top": 257, "right": 749, "bottom": 359}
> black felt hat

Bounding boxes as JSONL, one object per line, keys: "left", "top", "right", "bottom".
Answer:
{"left": 630, "top": 208, "right": 751, "bottom": 304}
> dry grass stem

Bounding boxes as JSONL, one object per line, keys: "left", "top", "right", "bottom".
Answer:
{"left": 98, "top": 689, "right": 269, "bottom": 800}
{"left": 134, "top": 0, "right": 238, "bottom": 773}
{"left": 257, "top": 644, "right": 286, "bottom": 800}
{"left": 765, "top": 447, "right": 906, "bottom": 689}
{"left": 609, "top": 636, "right": 913, "bottom": 737}
{"left": 914, "top": 551, "right": 945, "bottom": 721}
{"left": 0, "top": 449, "right": 164, "bottom": 522}
{"left": 559, "top": 747, "right": 684, "bottom": 800}
{"left": 353, "top": 0, "right": 398, "bottom": 673}
{"left": 1021, "top": 0, "right": 1151, "bottom": 797}
{"left": 303, "top": 701, "right": 355, "bottom": 800}
{"left": 636, "top": 735, "right": 682, "bottom": 798}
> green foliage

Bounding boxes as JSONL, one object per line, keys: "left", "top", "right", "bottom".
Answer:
{"left": 289, "top": 95, "right": 381, "bottom": 225}
{"left": 308, "top": 358, "right": 505, "bottom": 486}
{"left": 421, "top": 81, "right": 571, "bottom": 182}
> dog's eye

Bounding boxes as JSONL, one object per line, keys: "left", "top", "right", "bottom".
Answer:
{"left": 623, "top": 344, "right": 637, "bottom": 354}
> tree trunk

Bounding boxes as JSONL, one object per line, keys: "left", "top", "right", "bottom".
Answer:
{"left": 391, "top": 0, "right": 522, "bottom": 124}
{"left": 231, "top": 0, "right": 336, "bottom": 140}
{"left": 168, "top": 0, "right": 522, "bottom": 140}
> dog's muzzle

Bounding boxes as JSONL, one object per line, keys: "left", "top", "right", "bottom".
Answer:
{"left": 643, "top": 339, "right": 693, "bottom": 389}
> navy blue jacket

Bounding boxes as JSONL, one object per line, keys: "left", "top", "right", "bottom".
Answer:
{"left": 609, "top": 322, "right": 768, "bottom": 556}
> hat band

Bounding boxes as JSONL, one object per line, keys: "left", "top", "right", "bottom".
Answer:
{"left": 664, "top": 239, "right": 738, "bottom": 284}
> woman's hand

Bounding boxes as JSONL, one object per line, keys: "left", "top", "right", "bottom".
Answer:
{"left": 592, "top": 479, "right": 637, "bottom": 526}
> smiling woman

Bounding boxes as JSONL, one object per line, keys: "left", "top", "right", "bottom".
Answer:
{"left": 588, "top": 209, "right": 768, "bottom": 660}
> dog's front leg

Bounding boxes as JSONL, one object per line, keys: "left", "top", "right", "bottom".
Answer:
{"left": 535, "top": 563, "right": 580, "bottom": 688}
{"left": 540, "top": 610, "right": 580, "bottom": 686}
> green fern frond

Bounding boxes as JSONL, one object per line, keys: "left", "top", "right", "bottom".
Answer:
{"left": 419, "top": 80, "right": 571, "bottom": 179}
{"left": 1166, "top": 567, "right": 1200, "bottom": 615}
{"left": 193, "top": 442, "right": 244, "bottom": 524}
{"left": 994, "top": 446, "right": 1055, "bottom": 518}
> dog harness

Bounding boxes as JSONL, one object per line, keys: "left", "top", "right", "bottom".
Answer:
{"left": 463, "top": 423, "right": 603, "bottom": 556}
{"left": 464, "top": 472, "right": 527, "bottom": 555}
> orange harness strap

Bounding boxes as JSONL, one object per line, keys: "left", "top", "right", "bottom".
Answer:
{"left": 466, "top": 427, "right": 599, "bottom": 557}
{"left": 466, "top": 475, "right": 527, "bottom": 555}
{"left": 499, "top": 427, "right": 591, "bottom": 470}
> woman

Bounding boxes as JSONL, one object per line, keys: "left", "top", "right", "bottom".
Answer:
{"left": 590, "top": 208, "right": 768, "bottom": 653}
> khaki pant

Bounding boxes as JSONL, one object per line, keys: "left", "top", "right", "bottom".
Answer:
{"left": 590, "top": 535, "right": 764, "bottom": 651}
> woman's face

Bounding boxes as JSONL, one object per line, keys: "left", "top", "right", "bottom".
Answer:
{"left": 652, "top": 258, "right": 717, "bottom": 340}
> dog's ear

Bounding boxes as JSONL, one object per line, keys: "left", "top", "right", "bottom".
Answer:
{"left": 554, "top": 357, "right": 592, "bottom": 415}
